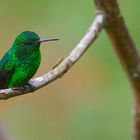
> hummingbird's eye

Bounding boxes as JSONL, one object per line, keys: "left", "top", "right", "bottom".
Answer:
{"left": 23, "top": 41, "right": 33, "bottom": 46}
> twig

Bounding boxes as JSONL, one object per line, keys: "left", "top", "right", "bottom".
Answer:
{"left": 0, "top": 14, "right": 106, "bottom": 100}
{"left": 94, "top": 0, "right": 140, "bottom": 139}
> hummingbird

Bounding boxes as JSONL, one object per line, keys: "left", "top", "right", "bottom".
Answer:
{"left": 0, "top": 31, "right": 59, "bottom": 89}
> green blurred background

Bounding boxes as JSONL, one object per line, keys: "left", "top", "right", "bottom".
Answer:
{"left": 0, "top": 0, "right": 139, "bottom": 140}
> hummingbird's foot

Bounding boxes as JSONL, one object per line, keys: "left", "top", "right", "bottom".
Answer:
{"left": 12, "top": 86, "right": 27, "bottom": 93}
{"left": 26, "top": 81, "right": 36, "bottom": 92}
{"left": 12, "top": 82, "right": 36, "bottom": 93}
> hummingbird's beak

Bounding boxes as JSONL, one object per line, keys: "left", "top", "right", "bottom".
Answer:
{"left": 36, "top": 38, "right": 59, "bottom": 43}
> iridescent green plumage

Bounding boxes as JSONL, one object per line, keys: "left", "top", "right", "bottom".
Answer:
{"left": 0, "top": 31, "right": 59, "bottom": 88}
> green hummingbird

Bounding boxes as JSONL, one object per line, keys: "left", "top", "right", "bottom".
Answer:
{"left": 0, "top": 31, "right": 59, "bottom": 89}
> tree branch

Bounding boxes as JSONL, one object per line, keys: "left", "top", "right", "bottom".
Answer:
{"left": 94, "top": 0, "right": 140, "bottom": 139}
{"left": 0, "top": 0, "right": 139, "bottom": 139}
{"left": 0, "top": 14, "right": 106, "bottom": 100}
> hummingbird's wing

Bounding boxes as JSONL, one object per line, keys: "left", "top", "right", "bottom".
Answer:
{"left": 0, "top": 52, "right": 15, "bottom": 89}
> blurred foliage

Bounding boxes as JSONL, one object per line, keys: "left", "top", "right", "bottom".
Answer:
{"left": 0, "top": 0, "right": 139, "bottom": 140}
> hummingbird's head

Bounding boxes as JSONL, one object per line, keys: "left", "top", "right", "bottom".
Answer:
{"left": 13, "top": 31, "right": 59, "bottom": 49}
{"left": 14, "top": 31, "right": 40, "bottom": 47}
{"left": 12, "top": 31, "right": 59, "bottom": 58}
